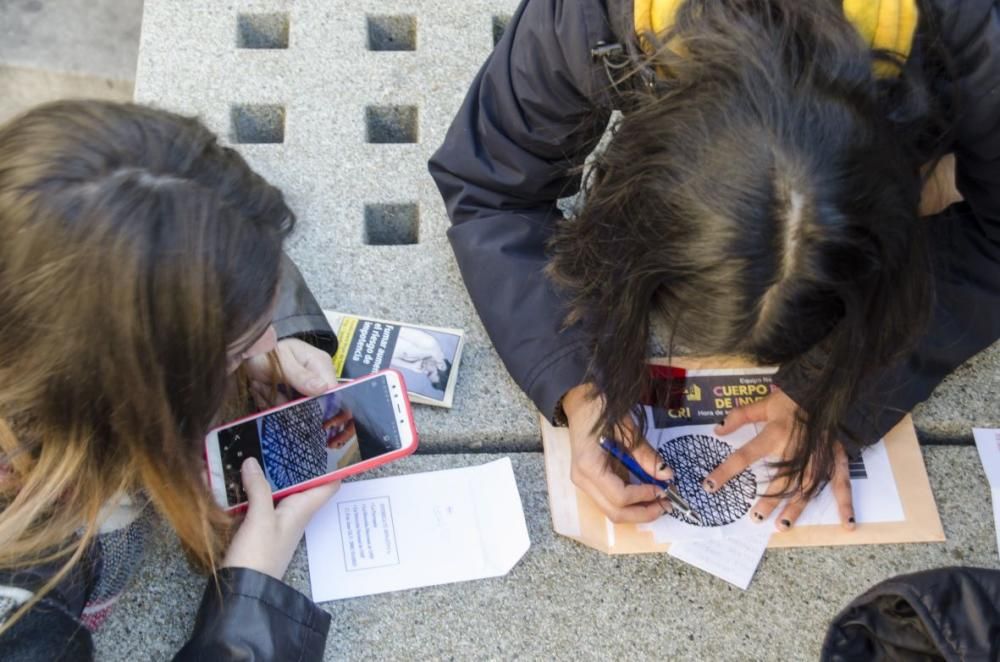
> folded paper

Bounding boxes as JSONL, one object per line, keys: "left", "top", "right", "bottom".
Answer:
{"left": 306, "top": 458, "right": 530, "bottom": 601}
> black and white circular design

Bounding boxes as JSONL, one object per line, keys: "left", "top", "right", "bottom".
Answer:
{"left": 656, "top": 434, "right": 757, "bottom": 527}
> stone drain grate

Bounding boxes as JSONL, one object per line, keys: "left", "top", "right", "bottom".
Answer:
{"left": 366, "top": 15, "right": 417, "bottom": 51}
{"left": 366, "top": 105, "right": 419, "bottom": 144}
{"left": 236, "top": 12, "right": 290, "bottom": 49}
{"left": 226, "top": 8, "right": 516, "bottom": 245}
{"left": 230, "top": 103, "right": 285, "bottom": 144}
{"left": 364, "top": 203, "right": 419, "bottom": 246}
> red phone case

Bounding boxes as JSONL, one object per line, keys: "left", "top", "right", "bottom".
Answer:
{"left": 205, "top": 368, "right": 419, "bottom": 512}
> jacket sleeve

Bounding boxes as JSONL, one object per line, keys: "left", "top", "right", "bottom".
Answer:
{"left": 428, "top": 0, "right": 614, "bottom": 420}
{"left": 0, "top": 594, "right": 93, "bottom": 662}
{"left": 777, "top": 0, "right": 1000, "bottom": 442}
{"left": 173, "top": 567, "right": 330, "bottom": 662}
{"left": 272, "top": 254, "right": 338, "bottom": 357}
{"left": 0, "top": 565, "right": 94, "bottom": 662}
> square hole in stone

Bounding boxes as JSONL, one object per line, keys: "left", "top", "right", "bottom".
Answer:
{"left": 231, "top": 104, "right": 285, "bottom": 144}
{"left": 366, "top": 105, "right": 418, "bottom": 143}
{"left": 492, "top": 15, "right": 511, "bottom": 46}
{"left": 365, "top": 203, "right": 419, "bottom": 245}
{"left": 237, "top": 13, "right": 290, "bottom": 49}
{"left": 367, "top": 15, "right": 416, "bottom": 51}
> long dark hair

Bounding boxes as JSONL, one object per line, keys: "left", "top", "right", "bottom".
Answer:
{"left": 0, "top": 100, "right": 294, "bottom": 631}
{"left": 548, "top": 0, "right": 948, "bottom": 494}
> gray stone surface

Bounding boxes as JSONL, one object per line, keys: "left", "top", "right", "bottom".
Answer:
{"left": 0, "top": 0, "right": 140, "bottom": 124}
{"left": 0, "top": 0, "right": 143, "bottom": 80}
{"left": 107, "top": 4, "right": 1000, "bottom": 654}
{"left": 1, "top": 1, "right": 993, "bottom": 659}
{"left": 912, "top": 340, "right": 1000, "bottom": 442}
{"left": 134, "top": 0, "right": 536, "bottom": 451}
{"left": 94, "top": 448, "right": 1000, "bottom": 661}
{"left": 132, "top": 0, "right": 1000, "bottom": 452}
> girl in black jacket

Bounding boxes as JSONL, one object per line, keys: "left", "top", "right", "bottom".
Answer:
{"left": 0, "top": 101, "right": 339, "bottom": 660}
{"left": 430, "top": 0, "right": 999, "bottom": 526}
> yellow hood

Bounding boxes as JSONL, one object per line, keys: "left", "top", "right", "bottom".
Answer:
{"left": 634, "top": 0, "right": 918, "bottom": 76}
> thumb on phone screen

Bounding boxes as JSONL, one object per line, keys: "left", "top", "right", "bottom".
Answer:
{"left": 222, "top": 457, "right": 339, "bottom": 580}
{"left": 240, "top": 457, "right": 275, "bottom": 521}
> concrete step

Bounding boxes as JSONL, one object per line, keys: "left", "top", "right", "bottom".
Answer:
{"left": 0, "top": 0, "right": 140, "bottom": 122}
{"left": 93, "top": 448, "right": 999, "bottom": 661}
{"left": 0, "top": 64, "right": 132, "bottom": 124}
{"left": 0, "top": 0, "right": 143, "bottom": 81}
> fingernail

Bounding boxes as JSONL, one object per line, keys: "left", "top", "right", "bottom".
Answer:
{"left": 752, "top": 511, "right": 764, "bottom": 522}
{"left": 309, "top": 378, "right": 328, "bottom": 391}
{"left": 243, "top": 457, "right": 262, "bottom": 474}
{"left": 780, "top": 518, "right": 792, "bottom": 530}
{"left": 702, "top": 479, "right": 716, "bottom": 492}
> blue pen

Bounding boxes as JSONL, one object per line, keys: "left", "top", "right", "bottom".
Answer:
{"left": 599, "top": 438, "right": 702, "bottom": 524}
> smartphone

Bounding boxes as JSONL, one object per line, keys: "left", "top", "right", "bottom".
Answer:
{"left": 205, "top": 369, "right": 417, "bottom": 510}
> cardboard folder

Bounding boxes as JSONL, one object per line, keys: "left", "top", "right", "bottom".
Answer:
{"left": 541, "top": 358, "right": 945, "bottom": 554}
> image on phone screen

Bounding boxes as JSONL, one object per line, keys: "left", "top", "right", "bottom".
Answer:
{"left": 215, "top": 376, "right": 402, "bottom": 506}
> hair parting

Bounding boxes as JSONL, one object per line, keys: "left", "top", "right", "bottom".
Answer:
{"left": 549, "top": 0, "right": 945, "bottom": 495}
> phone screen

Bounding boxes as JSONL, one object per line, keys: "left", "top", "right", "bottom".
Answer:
{"left": 215, "top": 374, "right": 402, "bottom": 507}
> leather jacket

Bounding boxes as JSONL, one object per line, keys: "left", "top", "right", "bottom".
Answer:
{"left": 822, "top": 566, "right": 1000, "bottom": 660}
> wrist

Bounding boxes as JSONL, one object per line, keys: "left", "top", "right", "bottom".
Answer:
{"left": 562, "top": 383, "right": 598, "bottom": 420}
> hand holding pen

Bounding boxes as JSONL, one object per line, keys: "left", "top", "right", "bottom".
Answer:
{"left": 599, "top": 438, "right": 703, "bottom": 524}
{"left": 562, "top": 384, "right": 678, "bottom": 524}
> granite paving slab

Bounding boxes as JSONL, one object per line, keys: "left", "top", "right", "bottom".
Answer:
{"left": 94, "top": 447, "right": 1000, "bottom": 661}
{"left": 133, "top": 0, "right": 1000, "bottom": 451}
{"left": 135, "top": 0, "right": 537, "bottom": 449}
{"left": 912, "top": 341, "right": 1000, "bottom": 443}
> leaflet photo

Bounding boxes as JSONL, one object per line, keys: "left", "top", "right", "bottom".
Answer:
{"left": 326, "top": 311, "right": 465, "bottom": 407}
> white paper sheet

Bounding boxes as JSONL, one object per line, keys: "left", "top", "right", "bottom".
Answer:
{"left": 668, "top": 527, "right": 773, "bottom": 590}
{"left": 973, "top": 428, "right": 1000, "bottom": 560}
{"left": 305, "top": 458, "right": 530, "bottom": 601}
{"left": 638, "top": 411, "right": 907, "bottom": 588}
{"left": 796, "top": 439, "right": 905, "bottom": 526}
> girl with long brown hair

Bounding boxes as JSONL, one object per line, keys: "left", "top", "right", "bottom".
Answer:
{"left": 430, "top": 0, "right": 997, "bottom": 526}
{"left": 0, "top": 100, "right": 341, "bottom": 660}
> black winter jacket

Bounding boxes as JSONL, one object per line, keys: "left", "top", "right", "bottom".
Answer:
{"left": 822, "top": 566, "right": 1000, "bottom": 661}
{"left": 0, "top": 257, "right": 336, "bottom": 661}
{"left": 429, "top": 0, "right": 1000, "bottom": 442}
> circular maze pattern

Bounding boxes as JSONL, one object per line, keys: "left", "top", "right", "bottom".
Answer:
{"left": 656, "top": 434, "right": 757, "bottom": 527}
{"left": 261, "top": 399, "right": 329, "bottom": 489}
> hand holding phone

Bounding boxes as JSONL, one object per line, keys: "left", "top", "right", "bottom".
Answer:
{"left": 222, "top": 457, "right": 340, "bottom": 579}
{"left": 206, "top": 369, "right": 418, "bottom": 510}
